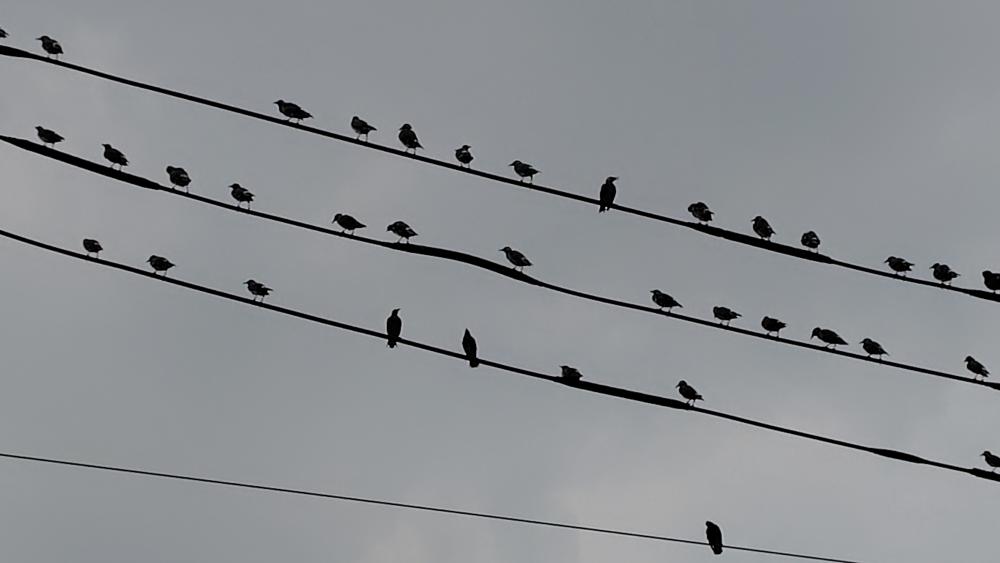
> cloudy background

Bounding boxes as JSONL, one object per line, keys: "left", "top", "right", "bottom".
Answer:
{"left": 2, "top": 1, "right": 999, "bottom": 561}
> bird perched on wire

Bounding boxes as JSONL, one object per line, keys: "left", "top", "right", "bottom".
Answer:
{"left": 705, "top": 521, "right": 723, "bottom": 555}
{"left": 982, "top": 451, "right": 1000, "bottom": 472}
{"left": 274, "top": 100, "right": 311, "bottom": 123}
{"left": 752, "top": 216, "right": 775, "bottom": 240}
{"left": 676, "top": 380, "right": 703, "bottom": 405}
{"left": 386, "top": 221, "right": 417, "bottom": 243}
{"left": 165, "top": 166, "right": 192, "bottom": 193}
{"left": 0, "top": 27, "right": 7, "bottom": 39}
{"left": 102, "top": 144, "right": 128, "bottom": 170}
{"left": 398, "top": 123, "right": 422, "bottom": 153}
{"left": 146, "top": 255, "right": 174, "bottom": 276}
{"left": 35, "top": 126, "right": 64, "bottom": 148}
{"left": 386, "top": 308, "right": 402, "bottom": 348}
{"left": 462, "top": 329, "right": 479, "bottom": 367}
{"left": 713, "top": 306, "right": 741, "bottom": 326}
{"left": 499, "top": 246, "right": 532, "bottom": 272}
{"left": 800, "top": 230, "right": 821, "bottom": 252}
{"left": 229, "top": 183, "right": 255, "bottom": 209}
{"left": 560, "top": 366, "right": 583, "bottom": 381}
{"left": 983, "top": 271, "right": 1000, "bottom": 293}
{"left": 333, "top": 213, "right": 366, "bottom": 235}
{"left": 884, "top": 256, "right": 914, "bottom": 276}
{"left": 860, "top": 338, "right": 888, "bottom": 360}
{"left": 455, "top": 145, "right": 474, "bottom": 168}
{"left": 761, "top": 316, "right": 787, "bottom": 337}
{"left": 598, "top": 176, "right": 617, "bottom": 212}
{"left": 687, "top": 202, "right": 714, "bottom": 224}
{"left": 930, "top": 263, "right": 959, "bottom": 286}
{"left": 811, "top": 327, "right": 847, "bottom": 349}
{"left": 82, "top": 238, "right": 103, "bottom": 258}
{"left": 36, "top": 35, "right": 62, "bottom": 59}
{"left": 965, "top": 356, "right": 989, "bottom": 380}
{"left": 509, "top": 160, "right": 539, "bottom": 183}
{"left": 650, "top": 290, "right": 682, "bottom": 312}
{"left": 243, "top": 279, "right": 273, "bottom": 302}
{"left": 350, "top": 116, "right": 376, "bottom": 141}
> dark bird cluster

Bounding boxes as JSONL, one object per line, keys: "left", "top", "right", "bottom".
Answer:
{"left": 37, "top": 35, "right": 62, "bottom": 58}
{"left": 687, "top": 202, "right": 714, "bottom": 224}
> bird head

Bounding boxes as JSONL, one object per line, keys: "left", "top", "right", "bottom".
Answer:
{"left": 399, "top": 123, "right": 412, "bottom": 131}
{"left": 810, "top": 327, "right": 822, "bottom": 339}
{"left": 274, "top": 100, "right": 284, "bottom": 105}
{"left": 460, "top": 144, "right": 471, "bottom": 150}
{"left": 35, "top": 126, "right": 44, "bottom": 131}
{"left": 676, "top": 380, "right": 686, "bottom": 388}
{"left": 244, "top": 280, "right": 255, "bottom": 285}
{"left": 352, "top": 115, "right": 360, "bottom": 121}
{"left": 930, "top": 263, "right": 940, "bottom": 269}
{"left": 509, "top": 160, "right": 521, "bottom": 167}
{"left": 752, "top": 216, "right": 764, "bottom": 222}
{"left": 146, "top": 256, "right": 156, "bottom": 263}
{"left": 606, "top": 176, "right": 618, "bottom": 182}
{"left": 860, "top": 338, "right": 872, "bottom": 345}
{"left": 985, "top": 270, "right": 996, "bottom": 278}
{"left": 984, "top": 451, "right": 993, "bottom": 457}
{"left": 499, "top": 246, "right": 512, "bottom": 252}
{"left": 392, "top": 308, "right": 401, "bottom": 314}
{"left": 229, "top": 183, "right": 242, "bottom": 190}
{"left": 102, "top": 143, "right": 112, "bottom": 148}
{"left": 965, "top": 355, "right": 976, "bottom": 363}
{"left": 36, "top": 36, "right": 50, "bottom": 41}
{"left": 650, "top": 289, "right": 660, "bottom": 294}
{"left": 884, "top": 257, "right": 895, "bottom": 263}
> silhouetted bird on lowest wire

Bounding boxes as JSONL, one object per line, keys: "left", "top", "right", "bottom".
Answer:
{"left": 761, "top": 316, "right": 786, "bottom": 337}
{"left": 752, "top": 216, "right": 775, "bottom": 240}
{"left": 398, "top": 124, "right": 422, "bottom": 153}
{"left": 560, "top": 366, "right": 583, "bottom": 381}
{"left": 35, "top": 126, "right": 64, "bottom": 147}
{"left": 712, "top": 306, "right": 740, "bottom": 326}
{"left": 650, "top": 290, "right": 682, "bottom": 312}
{"left": 982, "top": 451, "right": 1000, "bottom": 472}
{"left": 598, "top": 176, "right": 617, "bottom": 212}
{"left": 965, "top": 356, "right": 989, "bottom": 380}
{"left": 146, "top": 255, "right": 174, "bottom": 276}
{"left": 676, "top": 380, "right": 703, "bottom": 405}
{"left": 351, "top": 116, "right": 376, "bottom": 141}
{"left": 386, "top": 309, "right": 402, "bottom": 348}
{"left": 333, "top": 213, "right": 366, "bottom": 235}
{"left": 243, "top": 279, "right": 273, "bottom": 302}
{"left": 509, "top": 160, "right": 539, "bottom": 183}
{"left": 811, "top": 327, "right": 847, "bottom": 349}
{"left": 983, "top": 271, "right": 1000, "bottom": 293}
{"left": 860, "top": 338, "right": 888, "bottom": 359}
{"left": 229, "top": 183, "right": 255, "bottom": 209}
{"left": 165, "top": 166, "right": 191, "bottom": 192}
{"left": 930, "top": 263, "right": 959, "bottom": 286}
{"left": 455, "top": 145, "right": 474, "bottom": 168}
{"left": 800, "top": 230, "right": 821, "bottom": 252}
{"left": 885, "top": 256, "right": 913, "bottom": 276}
{"left": 82, "top": 238, "right": 102, "bottom": 258}
{"left": 462, "top": 329, "right": 479, "bottom": 367}
{"left": 687, "top": 202, "right": 714, "bottom": 224}
{"left": 705, "top": 521, "right": 723, "bottom": 555}
{"left": 274, "top": 100, "right": 311, "bottom": 123}
{"left": 499, "top": 246, "right": 532, "bottom": 272}
{"left": 37, "top": 35, "right": 62, "bottom": 59}
{"left": 386, "top": 221, "right": 417, "bottom": 243}
{"left": 102, "top": 144, "right": 128, "bottom": 170}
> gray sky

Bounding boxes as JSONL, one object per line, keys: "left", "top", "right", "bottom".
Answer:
{"left": 1, "top": 1, "right": 998, "bottom": 561}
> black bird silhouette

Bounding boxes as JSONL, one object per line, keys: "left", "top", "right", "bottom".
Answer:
{"left": 102, "top": 144, "right": 128, "bottom": 170}
{"left": 752, "top": 216, "right": 775, "bottom": 240}
{"left": 146, "top": 255, "right": 174, "bottom": 276}
{"left": 860, "top": 338, "right": 888, "bottom": 359}
{"left": 811, "top": 327, "right": 847, "bottom": 349}
{"left": 560, "top": 365, "right": 583, "bottom": 381}
{"left": 499, "top": 246, "right": 532, "bottom": 272}
{"left": 274, "top": 100, "right": 311, "bottom": 123}
{"left": 509, "top": 160, "right": 539, "bottom": 183}
{"left": 398, "top": 124, "right": 422, "bottom": 153}
{"left": 35, "top": 126, "right": 64, "bottom": 147}
{"left": 455, "top": 145, "right": 474, "bottom": 168}
{"left": 713, "top": 306, "right": 741, "bottom": 326}
{"left": 705, "top": 521, "right": 723, "bottom": 555}
{"left": 36, "top": 35, "right": 62, "bottom": 58}
{"left": 884, "top": 256, "right": 913, "bottom": 276}
{"left": 650, "top": 290, "right": 682, "bottom": 312}
{"left": 0, "top": 28, "right": 7, "bottom": 39}
{"left": 983, "top": 271, "right": 1000, "bottom": 293}
{"left": 333, "top": 213, "right": 366, "bottom": 235}
{"left": 386, "top": 220, "right": 417, "bottom": 243}
{"left": 676, "top": 380, "right": 703, "bottom": 405}
{"left": 687, "top": 202, "right": 714, "bottom": 224}
{"left": 982, "top": 450, "right": 1000, "bottom": 472}
{"left": 761, "top": 316, "right": 787, "bottom": 337}
{"left": 351, "top": 116, "right": 376, "bottom": 141}
{"left": 800, "top": 230, "right": 821, "bottom": 252}
{"left": 598, "top": 176, "right": 617, "bottom": 212}
{"left": 930, "top": 263, "right": 959, "bottom": 286}
{"left": 82, "top": 238, "right": 103, "bottom": 257}
{"left": 165, "top": 166, "right": 191, "bottom": 192}
{"left": 243, "top": 279, "right": 273, "bottom": 302}
{"left": 965, "top": 356, "right": 989, "bottom": 380}
{"left": 229, "top": 183, "right": 255, "bottom": 209}
{"left": 462, "top": 329, "right": 479, "bottom": 367}
{"left": 386, "top": 308, "right": 402, "bottom": 348}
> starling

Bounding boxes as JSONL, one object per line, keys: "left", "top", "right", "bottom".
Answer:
{"left": 243, "top": 279, "right": 273, "bottom": 302}
{"left": 351, "top": 116, "right": 376, "bottom": 141}
{"left": 713, "top": 306, "right": 741, "bottom": 326}
{"left": 333, "top": 213, "right": 366, "bottom": 235}
{"left": 983, "top": 270, "right": 1000, "bottom": 293}
{"left": 499, "top": 246, "right": 532, "bottom": 272}
{"left": 165, "top": 166, "right": 192, "bottom": 193}
{"left": 761, "top": 316, "right": 787, "bottom": 337}
{"left": 102, "top": 144, "right": 128, "bottom": 170}
{"left": 462, "top": 329, "right": 479, "bottom": 367}
{"left": 274, "top": 100, "right": 312, "bottom": 123}
{"left": 598, "top": 176, "right": 617, "bottom": 212}
{"left": 82, "top": 238, "right": 103, "bottom": 257}
{"left": 455, "top": 145, "right": 474, "bottom": 168}
{"left": 36, "top": 35, "right": 62, "bottom": 58}
{"left": 705, "top": 521, "right": 723, "bottom": 555}
{"left": 811, "top": 327, "right": 847, "bottom": 349}
{"left": 884, "top": 256, "right": 914, "bottom": 276}
{"left": 0, "top": 28, "right": 7, "bottom": 39}
{"left": 229, "top": 183, "right": 255, "bottom": 209}
{"left": 687, "top": 202, "right": 714, "bottom": 224}
{"left": 752, "top": 216, "right": 774, "bottom": 240}
{"left": 930, "top": 263, "right": 959, "bottom": 286}
{"left": 650, "top": 290, "right": 682, "bottom": 312}
{"left": 386, "top": 308, "right": 402, "bottom": 348}
{"left": 860, "top": 338, "right": 888, "bottom": 359}
{"left": 398, "top": 123, "right": 422, "bottom": 153}
{"left": 146, "top": 255, "right": 174, "bottom": 276}
{"left": 800, "top": 230, "right": 821, "bottom": 252}
{"left": 509, "top": 160, "right": 539, "bottom": 183}
{"left": 35, "top": 126, "right": 64, "bottom": 147}
{"left": 386, "top": 220, "right": 418, "bottom": 243}
{"left": 560, "top": 365, "right": 583, "bottom": 381}
{"left": 676, "top": 380, "right": 703, "bottom": 405}
{"left": 965, "top": 356, "right": 990, "bottom": 380}
{"left": 982, "top": 450, "right": 1000, "bottom": 472}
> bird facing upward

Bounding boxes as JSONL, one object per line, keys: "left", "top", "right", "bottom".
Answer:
{"left": 598, "top": 176, "right": 618, "bottom": 212}
{"left": 386, "top": 309, "right": 402, "bottom": 348}
{"left": 462, "top": 329, "right": 479, "bottom": 367}
{"left": 705, "top": 521, "right": 723, "bottom": 555}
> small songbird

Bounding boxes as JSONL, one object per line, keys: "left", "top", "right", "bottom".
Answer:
{"left": 146, "top": 255, "right": 175, "bottom": 276}
{"left": 509, "top": 160, "right": 539, "bottom": 183}
{"left": 333, "top": 213, "right": 366, "bottom": 235}
{"left": 398, "top": 123, "right": 422, "bottom": 153}
{"left": 165, "top": 166, "right": 192, "bottom": 192}
{"left": 0, "top": 28, "right": 8, "bottom": 39}
{"left": 761, "top": 316, "right": 787, "bottom": 337}
{"left": 36, "top": 35, "right": 63, "bottom": 59}
{"left": 983, "top": 270, "right": 1000, "bottom": 293}
{"left": 386, "top": 220, "right": 418, "bottom": 243}
{"left": 462, "top": 329, "right": 479, "bottom": 367}
{"left": 860, "top": 338, "right": 888, "bottom": 359}
{"left": 82, "top": 238, "right": 103, "bottom": 258}
{"left": 102, "top": 144, "right": 128, "bottom": 170}
{"left": 35, "top": 126, "right": 64, "bottom": 147}
{"left": 687, "top": 202, "right": 714, "bottom": 224}
{"left": 884, "top": 256, "right": 914, "bottom": 276}
{"left": 676, "top": 380, "right": 703, "bottom": 405}
{"left": 499, "top": 246, "right": 532, "bottom": 272}
{"left": 982, "top": 450, "right": 1000, "bottom": 472}
{"left": 705, "top": 521, "right": 723, "bottom": 555}
{"left": 243, "top": 279, "right": 273, "bottom": 302}
{"left": 965, "top": 356, "right": 990, "bottom": 380}
{"left": 274, "top": 100, "right": 312, "bottom": 123}
{"left": 713, "top": 306, "right": 741, "bottom": 326}
{"left": 229, "top": 183, "right": 255, "bottom": 209}
{"left": 800, "top": 230, "right": 821, "bottom": 252}
{"left": 811, "top": 327, "right": 847, "bottom": 349}
{"left": 560, "top": 365, "right": 583, "bottom": 381}
{"left": 752, "top": 216, "right": 774, "bottom": 240}
{"left": 930, "top": 263, "right": 960, "bottom": 286}
{"left": 650, "top": 290, "right": 682, "bottom": 312}
{"left": 455, "top": 145, "right": 474, "bottom": 168}
{"left": 386, "top": 308, "right": 402, "bottom": 348}
{"left": 598, "top": 176, "right": 618, "bottom": 212}
{"left": 351, "top": 116, "right": 376, "bottom": 141}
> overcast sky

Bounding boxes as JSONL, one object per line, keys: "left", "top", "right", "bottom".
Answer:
{"left": 2, "top": 1, "right": 999, "bottom": 562}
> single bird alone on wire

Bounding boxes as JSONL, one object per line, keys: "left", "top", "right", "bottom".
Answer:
{"left": 982, "top": 451, "right": 1000, "bottom": 472}
{"left": 462, "top": 329, "right": 479, "bottom": 367}
{"left": 930, "top": 263, "right": 960, "bottom": 286}
{"left": 811, "top": 327, "right": 847, "bottom": 349}
{"left": 982, "top": 270, "right": 1000, "bottom": 293}
{"left": 752, "top": 216, "right": 775, "bottom": 240}
{"left": 650, "top": 290, "right": 682, "bottom": 312}
{"left": 274, "top": 100, "right": 311, "bottom": 123}
{"left": 509, "top": 160, "right": 539, "bottom": 183}
{"left": 37, "top": 35, "right": 62, "bottom": 58}
{"left": 598, "top": 176, "right": 618, "bottom": 212}
{"left": 82, "top": 238, "right": 103, "bottom": 258}
{"left": 884, "top": 256, "right": 913, "bottom": 276}
{"left": 687, "top": 202, "right": 714, "bottom": 224}
{"left": 455, "top": 145, "right": 474, "bottom": 168}
{"left": 676, "top": 380, "right": 703, "bottom": 405}
{"left": 800, "top": 230, "right": 821, "bottom": 252}
{"left": 499, "top": 246, "right": 532, "bottom": 272}
{"left": 965, "top": 356, "right": 989, "bottom": 380}
{"left": 146, "top": 255, "right": 174, "bottom": 276}
{"left": 386, "top": 221, "right": 417, "bottom": 243}
{"left": 705, "top": 521, "right": 724, "bottom": 555}
{"left": 398, "top": 124, "right": 422, "bottom": 153}
{"left": 243, "top": 279, "right": 273, "bottom": 302}
{"left": 386, "top": 308, "right": 402, "bottom": 348}
{"left": 713, "top": 306, "right": 741, "bottom": 326}
{"left": 351, "top": 116, "right": 376, "bottom": 141}
{"left": 229, "top": 183, "right": 255, "bottom": 209}
{"left": 333, "top": 213, "right": 366, "bottom": 235}
{"left": 560, "top": 365, "right": 583, "bottom": 381}
{"left": 102, "top": 144, "right": 128, "bottom": 170}
{"left": 761, "top": 316, "right": 787, "bottom": 337}
{"left": 165, "top": 166, "right": 191, "bottom": 192}
{"left": 35, "top": 126, "right": 64, "bottom": 147}
{"left": 860, "top": 338, "right": 888, "bottom": 359}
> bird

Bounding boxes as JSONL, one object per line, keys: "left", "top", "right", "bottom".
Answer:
{"left": 351, "top": 116, "right": 376, "bottom": 141}
{"left": 243, "top": 279, "right": 273, "bottom": 302}
{"left": 102, "top": 144, "right": 128, "bottom": 170}
{"left": 983, "top": 271, "right": 1000, "bottom": 293}
{"left": 386, "top": 220, "right": 418, "bottom": 243}
{"left": 860, "top": 338, "right": 888, "bottom": 359}
{"left": 761, "top": 316, "right": 787, "bottom": 337}
{"left": 687, "top": 202, "right": 714, "bottom": 224}
{"left": 811, "top": 327, "right": 847, "bottom": 349}
{"left": 676, "top": 380, "right": 703, "bottom": 405}
{"left": 0, "top": 28, "right": 7, "bottom": 39}
{"left": 165, "top": 166, "right": 191, "bottom": 193}
{"left": 598, "top": 176, "right": 617, "bottom": 212}
{"left": 509, "top": 160, "right": 539, "bottom": 183}
{"left": 705, "top": 521, "right": 723, "bottom": 555}
{"left": 752, "top": 216, "right": 774, "bottom": 240}
{"left": 462, "top": 329, "right": 479, "bottom": 368}
{"left": 333, "top": 213, "right": 366, "bottom": 235}
{"left": 982, "top": 450, "right": 1000, "bottom": 472}
{"left": 35, "top": 126, "right": 64, "bottom": 147}
{"left": 930, "top": 263, "right": 959, "bottom": 286}
{"left": 82, "top": 238, "right": 103, "bottom": 257}
{"left": 965, "top": 356, "right": 989, "bottom": 380}
{"left": 398, "top": 123, "right": 422, "bottom": 153}
{"left": 455, "top": 145, "right": 474, "bottom": 168}
{"left": 884, "top": 256, "right": 914, "bottom": 276}
{"left": 386, "top": 308, "right": 402, "bottom": 348}
{"left": 229, "top": 183, "right": 255, "bottom": 209}
{"left": 499, "top": 246, "right": 532, "bottom": 272}
{"left": 800, "top": 230, "right": 821, "bottom": 252}
{"left": 712, "top": 306, "right": 741, "bottom": 326}
{"left": 36, "top": 35, "right": 62, "bottom": 59}
{"left": 560, "top": 365, "right": 583, "bottom": 381}
{"left": 650, "top": 290, "right": 682, "bottom": 312}
{"left": 146, "top": 255, "right": 174, "bottom": 276}
{"left": 274, "top": 100, "right": 311, "bottom": 123}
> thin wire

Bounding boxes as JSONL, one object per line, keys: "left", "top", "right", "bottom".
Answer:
{"left": 2, "top": 226, "right": 999, "bottom": 486}
{"left": 4, "top": 134, "right": 995, "bottom": 395}
{"left": 0, "top": 451, "right": 861, "bottom": 562}
{"left": 2, "top": 44, "right": 997, "bottom": 306}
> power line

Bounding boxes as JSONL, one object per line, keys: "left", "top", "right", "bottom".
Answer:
{"left": 4, "top": 134, "right": 995, "bottom": 395}
{"left": 2, "top": 226, "right": 998, "bottom": 485}
{"left": 2, "top": 44, "right": 997, "bottom": 306}
{"left": 0, "top": 451, "right": 861, "bottom": 562}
